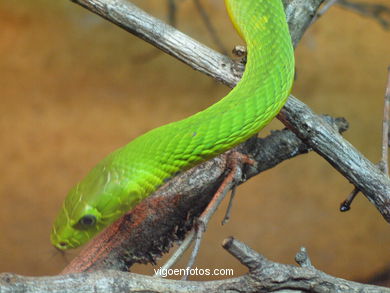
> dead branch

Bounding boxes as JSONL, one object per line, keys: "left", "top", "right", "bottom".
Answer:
{"left": 70, "top": 0, "right": 390, "bottom": 223}
{"left": 380, "top": 67, "right": 390, "bottom": 174}
{"left": 193, "top": 0, "right": 228, "bottom": 54}
{"left": 311, "top": 0, "right": 340, "bottom": 24}
{"left": 1, "top": 238, "right": 389, "bottom": 293}
{"left": 63, "top": 116, "right": 348, "bottom": 273}
{"left": 338, "top": 0, "right": 390, "bottom": 30}
{"left": 340, "top": 67, "right": 390, "bottom": 211}
{"left": 278, "top": 97, "right": 390, "bottom": 220}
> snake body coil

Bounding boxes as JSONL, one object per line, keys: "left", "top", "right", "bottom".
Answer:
{"left": 51, "top": 0, "right": 294, "bottom": 250}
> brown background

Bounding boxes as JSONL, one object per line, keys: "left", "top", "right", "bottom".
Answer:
{"left": 1, "top": 0, "right": 390, "bottom": 281}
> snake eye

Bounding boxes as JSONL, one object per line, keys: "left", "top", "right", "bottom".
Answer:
{"left": 59, "top": 241, "right": 67, "bottom": 247}
{"left": 78, "top": 214, "right": 97, "bottom": 227}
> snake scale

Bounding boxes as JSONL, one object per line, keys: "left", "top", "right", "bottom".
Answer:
{"left": 51, "top": 0, "right": 294, "bottom": 250}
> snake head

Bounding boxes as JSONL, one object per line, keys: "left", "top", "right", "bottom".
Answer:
{"left": 51, "top": 157, "right": 141, "bottom": 250}
{"left": 51, "top": 202, "right": 104, "bottom": 250}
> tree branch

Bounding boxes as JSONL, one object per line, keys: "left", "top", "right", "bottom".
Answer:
{"left": 278, "top": 97, "right": 390, "bottom": 220}
{"left": 62, "top": 116, "right": 348, "bottom": 273}
{"left": 1, "top": 238, "right": 388, "bottom": 293}
{"left": 338, "top": 0, "right": 390, "bottom": 30}
{"left": 69, "top": 0, "right": 390, "bottom": 222}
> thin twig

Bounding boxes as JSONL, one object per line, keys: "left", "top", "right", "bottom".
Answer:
{"left": 340, "top": 67, "right": 390, "bottom": 211}
{"left": 311, "top": 0, "right": 339, "bottom": 24}
{"left": 167, "top": 0, "right": 177, "bottom": 27}
{"left": 380, "top": 66, "right": 390, "bottom": 174}
{"left": 181, "top": 152, "right": 247, "bottom": 279}
{"left": 295, "top": 247, "right": 313, "bottom": 268}
{"left": 222, "top": 186, "right": 236, "bottom": 225}
{"left": 154, "top": 230, "right": 196, "bottom": 277}
{"left": 193, "top": 0, "right": 228, "bottom": 55}
{"left": 340, "top": 187, "right": 359, "bottom": 211}
{"left": 182, "top": 225, "right": 204, "bottom": 280}
{"left": 338, "top": 0, "right": 390, "bottom": 30}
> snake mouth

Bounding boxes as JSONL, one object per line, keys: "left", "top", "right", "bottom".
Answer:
{"left": 53, "top": 242, "right": 69, "bottom": 252}
{"left": 52, "top": 235, "right": 82, "bottom": 250}
{"left": 55, "top": 241, "right": 70, "bottom": 251}
{"left": 51, "top": 231, "right": 72, "bottom": 250}
{"left": 50, "top": 224, "right": 80, "bottom": 250}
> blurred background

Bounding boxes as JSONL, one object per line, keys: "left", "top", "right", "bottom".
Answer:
{"left": 1, "top": 0, "right": 390, "bottom": 284}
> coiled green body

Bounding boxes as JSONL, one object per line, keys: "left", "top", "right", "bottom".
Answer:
{"left": 51, "top": 0, "right": 295, "bottom": 250}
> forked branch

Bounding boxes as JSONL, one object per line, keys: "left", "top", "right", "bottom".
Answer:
{"left": 1, "top": 238, "right": 389, "bottom": 292}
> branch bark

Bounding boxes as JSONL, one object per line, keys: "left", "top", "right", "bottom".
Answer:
{"left": 338, "top": 0, "right": 390, "bottom": 30}
{"left": 71, "top": 0, "right": 388, "bottom": 237}
{"left": 278, "top": 97, "right": 390, "bottom": 220}
{"left": 70, "top": 0, "right": 390, "bottom": 221}
{"left": 62, "top": 116, "right": 348, "bottom": 273}
{"left": 1, "top": 238, "right": 388, "bottom": 293}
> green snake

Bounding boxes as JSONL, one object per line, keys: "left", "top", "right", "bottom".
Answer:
{"left": 51, "top": 0, "right": 294, "bottom": 250}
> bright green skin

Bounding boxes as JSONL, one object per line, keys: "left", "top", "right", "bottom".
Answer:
{"left": 51, "top": 0, "right": 295, "bottom": 250}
